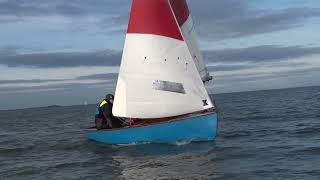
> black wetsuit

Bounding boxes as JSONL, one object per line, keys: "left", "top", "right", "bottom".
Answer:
{"left": 95, "top": 99, "right": 121, "bottom": 129}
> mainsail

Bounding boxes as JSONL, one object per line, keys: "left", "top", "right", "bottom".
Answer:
{"left": 113, "top": 0, "right": 213, "bottom": 118}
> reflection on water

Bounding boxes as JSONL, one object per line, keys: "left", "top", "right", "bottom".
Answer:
{"left": 111, "top": 143, "right": 218, "bottom": 179}
{"left": 85, "top": 141, "right": 219, "bottom": 179}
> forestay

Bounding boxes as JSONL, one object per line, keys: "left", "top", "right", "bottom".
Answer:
{"left": 112, "top": 0, "right": 213, "bottom": 118}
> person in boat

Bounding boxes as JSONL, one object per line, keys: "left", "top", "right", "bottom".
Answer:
{"left": 95, "top": 94, "right": 121, "bottom": 130}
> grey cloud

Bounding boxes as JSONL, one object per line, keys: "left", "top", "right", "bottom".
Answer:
{"left": 99, "top": 15, "right": 129, "bottom": 28}
{"left": 0, "top": 79, "right": 63, "bottom": 84}
{"left": 1, "top": 45, "right": 319, "bottom": 69}
{"left": 0, "top": 81, "right": 109, "bottom": 92}
{"left": 189, "top": 0, "right": 249, "bottom": 21}
{"left": 51, "top": 0, "right": 130, "bottom": 17}
{"left": 54, "top": 3, "right": 87, "bottom": 17}
{"left": 1, "top": 67, "right": 318, "bottom": 92}
{"left": 2, "top": 0, "right": 319, "bottom": 39}
{"left": 61, "top": 0, "right": 130, "bottom": 15}
{"left": 204, "top": 45, "right": 320, "bottom": 63}
{"left": 76, "top": 73, "right": 118, "bottom": 81}
{"left": 0, "top": 49, "right": 121, "bottom": 68}
{"left": 212, "top": 68, "right": 320, "bottom": 94}
{"left": 0, "top": 0, "right": 130, "bottom": 17}
{"left": 207, "top": 62, "right": 310, "bottom": 73}
{"left": 188, "top": 0, "right": 320, "bottom": 40}
{"left": 0, "top": 45, "right": 19, "bottom": 55}
{"left": 94, "top": 1, "right": 320, "bottom": 39}
{"left": 274, "top": 67, "right": 320, "bottom": 79}
{"left": 214, "top": 67, "right": 320, "bottom": 85}
{"left": 0, "top": 16, "right": 21, "bottom": 23}
{"left": 0, "top": 0, "right": 49, "bottom": 17}
{"left": 207, "top": 64, "right": 255, "bottom": 72}
{"left": 0, "top": 73, "right": 118, "bottom": 85}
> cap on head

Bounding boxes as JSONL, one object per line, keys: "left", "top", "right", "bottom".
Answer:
{"left": 105, "top": 94, "right": 114, "bottom": 101}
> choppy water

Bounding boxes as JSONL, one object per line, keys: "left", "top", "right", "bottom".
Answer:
{"left": 1, "top": 86, "right": 320, "bottom": 180}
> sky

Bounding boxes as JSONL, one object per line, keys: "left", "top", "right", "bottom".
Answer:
{"left": 0, "top": 0, "right": 320, "bottom": 110}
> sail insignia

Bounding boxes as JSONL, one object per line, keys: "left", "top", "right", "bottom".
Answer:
{"left": 202, "top": 99, "right": 209, "bottom": 106}
{"left": 153, "top": 80, "right": 186, "bottom": 94}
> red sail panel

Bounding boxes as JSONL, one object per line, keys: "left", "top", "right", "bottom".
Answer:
{"left": 127, "top": 0, "right": 183, "bottom": 41}
{"left": 169, "top": 0, "right": 190, "bottom": 26}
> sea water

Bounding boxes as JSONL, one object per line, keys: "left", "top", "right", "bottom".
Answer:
{"left": 0, "top": 86, "right": 319, "bottom": 179}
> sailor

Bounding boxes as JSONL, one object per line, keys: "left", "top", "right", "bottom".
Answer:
{"left": 95, "top": 94, "right": 121, "bottom": 130}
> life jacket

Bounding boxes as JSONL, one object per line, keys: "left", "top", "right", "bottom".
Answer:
{"left": 96, "top": 99, "right": 108, "bottom": 115}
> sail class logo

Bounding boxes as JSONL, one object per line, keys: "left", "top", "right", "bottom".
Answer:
{"left": 203, "top": 100, "right": 208, "bottom": 106}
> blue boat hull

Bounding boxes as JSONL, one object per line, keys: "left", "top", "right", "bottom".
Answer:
{"left": 84, "top": 112, "right": 218, "bottom": 144}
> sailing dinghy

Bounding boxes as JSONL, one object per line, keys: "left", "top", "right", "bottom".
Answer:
{"left": 85, "top": 0, "right": 218, "bottom": 144}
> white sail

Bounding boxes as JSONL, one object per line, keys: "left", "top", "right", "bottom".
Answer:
{"left": 113, "top": 34, "right": 213, "bottom": 118}
{"left": 112, "top": 0, "right": 213, "bottom": 118}
{"left": 169, "top": 0, "right": 212, "bottom": 82}
{"left": 180, "top": 17, "right": 211, "bottom": 82}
